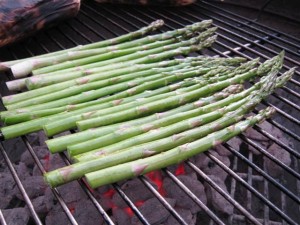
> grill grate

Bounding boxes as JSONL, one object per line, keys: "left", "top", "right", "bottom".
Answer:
{"left": 0, "top": 1, "right": 299, "bottom": 225}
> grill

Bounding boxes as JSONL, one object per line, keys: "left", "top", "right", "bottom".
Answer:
{"left": 0, "top": 1, "right": 300, "bottom": 225}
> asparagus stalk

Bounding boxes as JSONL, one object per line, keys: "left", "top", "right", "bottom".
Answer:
{"left": 76, "top": 64, "right": 261, "bottom": 131}
{"left": 30, "top": 29, "right": 216, "bottom": 80}
{"left": 7, "top": 63, "right": 192, "bottom": 109}
{"left": 83, "top": 107, "right": 275, "bottom": 188}
{"left": 74, "top": 71, "right": 277, "bottom": 161}
{"left": 24, "top": 55, "right": 245, "bottom": 90}
{"left": 69, "top": 88, "right": 249, "bottom": 157}
{"left": 1, "top": 20, "right": 165, "bottom": 75}
{"left": 3, "top": 58, "right": 193, "bottom": 105}
{"left": 43, "top": 65, "right": 238, "bottom": 137}
{"left": 45, "top": 84, "right": 274, "bottom": 187}
{"left": 3, "top": 78, "right": 194, "bottom": 124}
{"left": 57, "top": 58, "right": 256, "bottom": 134}
{"left": 27, "top": 21, "right": 213, "bottom": 77}
{"left": 3, "top": 35, "right": 216, "bottom": 105}
{"left": 46, "top": 84, "right": 242, "bottom": 153}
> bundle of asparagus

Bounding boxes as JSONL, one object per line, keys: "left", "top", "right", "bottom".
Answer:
{"left": 0, "top": 20, "right": 293, "bottom": 189}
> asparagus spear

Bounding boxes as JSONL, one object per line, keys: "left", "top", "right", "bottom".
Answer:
{"left": 10, "top": 20, "right": 212, "bottom": 78}
{"left": 45, "top": 80, "right": 276, "bottom": 187}
{"left": 24, "top": 55, "right": 245, "bottom": 90}
{"left": 3, "top": 35, "right": 216, "bottom": 105}
{"left": 27, "top": 22, "right": 213, "bottom": 77}
{"left": 43, "top": 65, "right": 241, "bottom": 137}
{"left": 45, "top": 94, "right": 265, "bottom": 187}
{"left": 7, "top": 63, "right": 192, "bottom": 109}
{"left": 1, "top": 20, "right": 165, "bottom": 75}
{"left": 29, "top": 30, "right": 216, "bottom": 82}
{"left": 53, "top": 58, "right": 256, "bottom": 135}
{"left": 76, "top": 65, "right": 260, "bottom": 131}
{"left": 3, "top": 58, "right": 194, "bottom": 105}
{"left": 73, "top": 70, "right": 277, "bottom": 161}
{"left": 69, "top": 90, "right": 249, "bottom": 157}
{"left": 46, "top": 84, "right": 242, "bottom": 153}
{"left": 82, "top": 107, "right": 275, "bottom": 188}
{"left": 2, "top": 78, "right": 195, "bottom": 124}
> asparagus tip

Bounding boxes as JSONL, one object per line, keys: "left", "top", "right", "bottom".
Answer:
{"left": 151, "top": 20, "right": 164, "bottom": 29}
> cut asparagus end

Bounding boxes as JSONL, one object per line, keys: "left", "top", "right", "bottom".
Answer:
{"left": 6, "top": 78, "right": 27, "bottom": 91}
{"left": 11, "top": 61, "right": 34, "bottom": 78}
{"left": 0, "top": 62, "right": 10, "bottom": 72}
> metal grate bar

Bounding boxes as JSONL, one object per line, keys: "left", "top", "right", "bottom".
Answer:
{"left": 58, "top": 151, "right": 115, "bottom": 225}
{"left": 120, "top": 4, "right": 300, "bottom": 161}
{"left": 112, "top": 183, "right": 150, "bottom": 225}
{"left": 139, "top": 176, "right": 189, "bottom": 225}
{"left": 206, "top": 148, "right": 298, "bottom": 225}
{"left": 78, "top": 6, "right": 234, "bottom": 224}
{"left": 21, "top": 137, "right": 78, "bottom": 225}
{"left": 124, "top": 7, "right": 300, "bottom": 123}
{"left": 196, "top": 2, "right": 300, "bottom": 60}
{"left": 263, "top": 159, "right": 270, "bottom": 225}
{"left": 226, "top": 136, "right": 300, "bottom": 204}
{"left": 240, "top": 133, "right": 300, "bottom": 179}
{"left": 162, "top": 169, "right": 225, "bottom": 225}
{"left": 208, "top": 47, "right": 300, "bottom": 143}
{"left": 199, "top": 1, "right": 300, "bottom": 50}
{"left": 186, "top": 160, "right": 262, "bottom": 225}
{"left": 142, "top": 8, "right": 300, "bottom": 119}
{"left": 0, "top": 210, "right": 7, "bottom": 225}
{"left": 78, "top": 7, "right": 215, "bottom": 225}
{"left": 0, "top": 143, "right": 42, "bottom": 225}
{"left": 252, "top": 124, "right": 300, "bottom": 159}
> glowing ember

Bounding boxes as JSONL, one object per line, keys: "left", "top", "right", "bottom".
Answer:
{"left": 103, "top": 188, "right": 116, "bottom": 198}
{"left": 146, "top": 170, "right": 166, "bottom": 196}
{"left": 175, "top": 163, "right": 186, "bottom": 176}
{"left": 135, "top": 200, "right": 145, "bottom": 207}
{"left": 124, "top": 207, "right": 134, "bottom": 217}
{"left": 43, "top": 153, "right": 50, "bottom": 171}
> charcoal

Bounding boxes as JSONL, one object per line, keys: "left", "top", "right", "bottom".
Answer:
{"left": 0, "top": 172, "right": 16, "bottom": 209}
{"left": 112, "top": 179, "right": 156, "bottom": 208}
{"left": 2, "top": 208, "right": 30, "bottom": 225}
{"left": 28, "top": 196, "right": 48, "bottom": 216}
{"left": 131, "top": 197, "right": 176, "bottom": 225}
{"left": 213, "top": 144, "right": 232, "bottom": 157}
{"left": 194, "top": 151, "right": 230, "bottom": 182}
{"left": 260, "top": 121, "right": 291, "bottom": 146}
{"left": 44, "top": 188, "right": 57, "bottom": 212}
{"left": 113, "top": 207, "right": 131, "bottom": 225}
{"left": 27, "top": 133, "right": 39, "bottom": 146}
{"left": 244, "top": 127, "right": 270, "bottom": 155}
{"left": 57, "top": 182, "right": 88, "bottom": 204}
{"left": 14, "top": 176, "right": 47, "bottom": 201}
{"left": 20, "top": 146, "right": 49, "bottom": 168}
{"left": 38, "top": 130, "right": 48, "bottom": 146}
{"left": 14, "top": 162, "right": 31, "bottom": 180}
{"left": 45, "top": 207, "right": 71, "bottom": 225}
{"left": 168, "top": 162, "right": 193, "bottom": 175}
{"left": 204, "top": 175, "right": 233, "bottom": 215}
{"left": 226, "top": 137, "right": 242, "bottom": 151}
{"left": 163, "top": 175, "right": 206, "bottom": 214}
{"left": 32, "top": 164, "right": 42, "bottom": 176}
{"left": 73, "top": 199, "right": 103, "bottom": 225}
{"left": 166, "top": 207, "right": 197, "bottom": 225}
{"left": 265, "top": 143, "right": 291, "bottom": 177}
{"left": 2, "top": 138, "right": 26, "bottom": 163}
{"left": 47, "top": 154, "right": 66, "bottom": 171}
